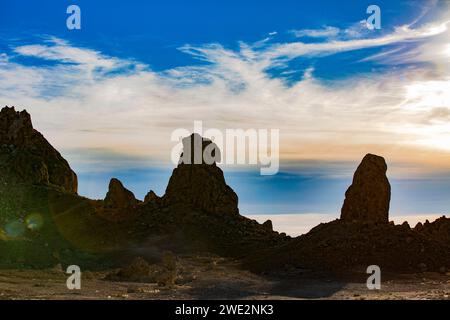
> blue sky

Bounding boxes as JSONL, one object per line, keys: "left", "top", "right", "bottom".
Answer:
{"left": 1, "top": 0, "right": 450, "bottom": 218}
{"left": 0, "top": 1, "right": 439, "bottom": 76}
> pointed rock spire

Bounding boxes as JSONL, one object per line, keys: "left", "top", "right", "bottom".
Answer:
{"left": 341, "top": 154, "right": 391, "bottom": 223}
{"left": 144, "top": 190, "right": 161, "bottom": 204}
{"left": 163, "top": 134, "right": 238, "bottom": 215}
{"left": 104, "top": 178, "right": 139, "bottom": 209}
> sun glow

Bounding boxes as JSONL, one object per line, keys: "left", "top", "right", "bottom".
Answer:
{"left": 405, "top": 80, "right": 450, "bottom": 110}
{"left": 445, "top": 43, "right": 450, "bottom": 56}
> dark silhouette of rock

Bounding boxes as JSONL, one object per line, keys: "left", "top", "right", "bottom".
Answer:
{"left": 144, "top": 190, "right": 161, "bottom": 204}
{"left": 414, "top": 222, "right": 424, "bottom": 232}
{"left": 163, "top": 134, "right": 238, "bottom": 215}
{"left": 244, "top": 155, "right": 450, "bottom": 274}
{"left": 179, "top": 133, "right": 221, "bottom": 165}
{"left": 245, "top": 219, "right": 450, "bottom": 274}
{"left": 3, "top": 106, "right": 450, "bottom": 276}
{"left": 401, "top": 221, "right": 410, "bottom": 229}
{"left": 104, "top": 178, "right": 139, "bottom": 209}
{"left": 262, "top": 220, "right": 273, "bottom": 231}
{"left": 341, "top": 154, "right": 391, "bottom": 223}
{"left": 415, "top": 215, "right": 450, "bottom": 244}
{"left": 0, "top": 106, "right": 77, "bottom": 193}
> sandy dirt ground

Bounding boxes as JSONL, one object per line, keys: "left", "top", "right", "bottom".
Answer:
{"left": 1, "top": 256, "right": 449, "bottom": 300}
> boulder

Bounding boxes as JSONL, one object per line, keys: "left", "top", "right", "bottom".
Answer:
{"left": 341, "top": 154, "right": 391, "bottom": 223}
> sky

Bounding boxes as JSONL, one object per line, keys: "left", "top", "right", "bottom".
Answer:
{"left": 1, "top": 0, "right": 450, "bottom": 219}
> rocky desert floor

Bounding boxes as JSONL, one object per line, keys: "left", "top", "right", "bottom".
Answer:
{"left": 0, "top": 255, "right": 449, "bottom": 300}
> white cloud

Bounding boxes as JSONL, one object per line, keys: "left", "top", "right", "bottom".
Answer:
{"left": 1, "top": 12, "right": 450, "bottom": 173}
{"left": 342, "top": 21, "right": 368, "bottom": 38}
{"left": 0, "top": 53, "right": 8, "bottom": 63}
{"left": 264, "top": 20, "right": 450, "bottom": 61}
{"left": 290, "top": 26, "right": 340, "bottom": 38}
{"left": 13, "top": 37, "right": 127, "bottom": 71}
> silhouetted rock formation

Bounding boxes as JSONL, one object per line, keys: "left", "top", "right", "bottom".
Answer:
{"left": 104, "top": 178, "right": 139, "bottom": 209}
{"left": 0, "top": 106, "right": 77, "bottom": 193}
{"left": 415, "top": 216, "right": 450, "bottom": 244}
{"left": 144, "top": 190, "right": 161, "bottom": 204}
{"left": 245, "top": 154, "right": 450, "bottom": 274}
{"left": 246, "top": 219, "right": 450, "bottom": 274}
{"left": 179, "top": 133, "right": 221, "bottom": 165}
{"left": 341, "top": 154, "right": 390, "bottom": 224}
{"left": 262, "top": 220, "right": 273, "bottom": 231}
{"left": 2, "top": 107, "right": 450, "bottom": 276}
{"left": 163, "top": 134, "right": 238, "bottom": 215}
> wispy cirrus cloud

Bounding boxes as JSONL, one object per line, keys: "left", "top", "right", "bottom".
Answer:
{"left": 289, "top": 20, "right": 372, "bottom": 40}
{"left": 290, "top": 26, "right": 341, "bottom": 38}
{"left": 1, "top": 6, "right": 450, "bottom": 176}
{"left": 264, "top": 20, "right": 450, "bottom": 61}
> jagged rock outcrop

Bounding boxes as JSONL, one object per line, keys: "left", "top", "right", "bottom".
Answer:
{"left": 341, "top": 154, "right": 391, "bottom": 224}
{"left": 245, "top": 154, "right": 450, "bottom": 274}
{"left": 245, "top": 219, "right": 450, "bottom": 273}
{"left": 163, "top": 134, "right": 238, "bottom": 215}
{"left": 144, "top": 190, "right": 161, "bottom": 204}
{"left": 104, "top": 178, "right": 139, "bottom": 209}
{"left": 3, "top": 104, "right": 448, "bottom": 276}
{"left": 0, "top": 106, "right": 77, "bottom": 193}
{"left": 415, "top": 216, "right": 450, "bottom": 244}
{"left": 262, "top": 220, "right": 273, "bottom": 231}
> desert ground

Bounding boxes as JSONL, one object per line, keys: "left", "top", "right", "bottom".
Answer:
{"left": 1, "top": 255, "right": 449, "bottom": 300}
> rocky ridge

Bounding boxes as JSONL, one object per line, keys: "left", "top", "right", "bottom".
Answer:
{"left": 1, "top": 106, "right": 450, "bottom": 275}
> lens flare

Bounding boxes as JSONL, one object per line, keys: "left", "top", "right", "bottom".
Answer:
{"left": 25, "top": 213, "right": 44, "bottom": 231}
{"left": 4, "top": 220, "right": 26, "bottom": 238}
